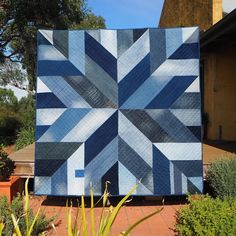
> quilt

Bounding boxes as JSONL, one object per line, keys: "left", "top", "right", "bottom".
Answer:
{"left": 35, "top": 27, "right": 202, "bottom": 196}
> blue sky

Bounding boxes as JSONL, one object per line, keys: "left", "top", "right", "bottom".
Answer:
{"left": 87, "top": 0, "right": 236, "bottom": 29}
{"left": 87, "top": 0, "right": 164, "bottom": 29}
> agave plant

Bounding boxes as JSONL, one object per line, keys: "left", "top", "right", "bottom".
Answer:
{"left": 66, "top": 182, "right": 163, "bottom": 236}
{"left": 11, "top": 178, "right": 41, "bottom": 236}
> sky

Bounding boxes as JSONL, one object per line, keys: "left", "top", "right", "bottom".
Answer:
{"left": 223, "top": 0, "right": 236, "bottom": 12}
{"left": 87, "top": 0, "right": 236, "bottom": 30}
{"left": 87, "top": 0, "right": 164, "bottom": 29}
{"left": 4, "top": 85, "right": 28, "bottom": 99}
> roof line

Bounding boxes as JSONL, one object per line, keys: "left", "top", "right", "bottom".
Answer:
{"left": 200, "top": 9, "right": 236, "bottom": 48}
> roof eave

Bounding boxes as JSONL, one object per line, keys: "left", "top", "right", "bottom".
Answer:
{"left": 200, "top": 9, "right": 236, "bottom": 49}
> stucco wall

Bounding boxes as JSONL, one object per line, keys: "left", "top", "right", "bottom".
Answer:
{"left": 203, "top": 45, "right": 236, "bottom": 140}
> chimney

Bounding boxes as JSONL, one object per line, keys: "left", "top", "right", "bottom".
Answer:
{"left": 159, "top": 0, "right": 222, "bottom": 31}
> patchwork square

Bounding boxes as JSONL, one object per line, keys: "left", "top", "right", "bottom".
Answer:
{"left": 35, "top": 28, "right": 202, "bottom": 196}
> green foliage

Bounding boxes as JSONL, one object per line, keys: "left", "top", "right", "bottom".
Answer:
{"left": 14, "top": 94, "right": 35, "bottom": 150}
{"left": 0, "top": 91, "right": 35, "bottom": 146}
{"left": 0, "top": 0, "right": 105, "bottom": 91}
{"left": 15, "top": 127, "right": 34, "bottom": 151}
{"left": 207, "top": 156, "right": 236, "bottom": 198}
{"left": 76, "top": 13, "right": 106, "bottom": 29}
{"left": 0, "top": 145, "right": 15, "bottom": 180}
{"left": 0, "top": 181, "right": 54, "bottom": 236}
{"left": 17, "top": 94, "right": 35, "bottom": 128}
{"left": 175, "top": 195, "right": 236, "bottom": 236}
{"left": 0, "top": 88, "right": 21, "bottom": 145}
{"left": 0, "top": 107, "right": 21, "bottom": 145}
{"left": 0, "top": 88, "right": 18, "bottom": 107}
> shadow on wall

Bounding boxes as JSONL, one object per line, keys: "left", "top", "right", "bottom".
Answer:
{"left": 203, "top": 140, "right": 236, "bottom": 153}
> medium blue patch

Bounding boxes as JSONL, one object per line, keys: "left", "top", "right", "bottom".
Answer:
{"left": 51, "top": 161, "right": 67, "bottom": 195}
{"left": 169, "top": 43, "right": 199, "bottom": 59}
{"left": 36, "top": 93, "right": 66, "bottom": 108}
{"left": 42, "top": 108, "right": 91, "bottom": 142}
{"left": 38, "top": 61, "right": 83, "bottom": 76}
{"left": 146, "top": 76, "right": 197, "bottom": 109}
{"left": 119, "top": 54, "right": 150, "bottom": 107}
{"left": 75, "top": 169, "right": 85, "bottom": 177}
{"left": 85, "top": 32, "right": 117, "bottom": 81}
{"left": 166, "top": 28, "right": 183, "bottom": 58}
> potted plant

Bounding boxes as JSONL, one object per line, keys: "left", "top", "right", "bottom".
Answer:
{"left": 0, "top": 145, "right": 23, "bottom": 202}
{"left": 0, "top": 145, "right": 15, "bottom": 181}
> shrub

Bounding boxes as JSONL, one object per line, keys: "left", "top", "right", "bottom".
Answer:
{"left": 207, "top": 156, "right": 236, "bottom": 198}
{"left": 0, "top": 145, "right": 15, "bottom": 181}
{"left": 0, "top": 108, "right": 21, "bottom": 145}
{"left": 15, "top": 127, "right": 34, "bottom": 151}
{"left": 0, "top": 180, "right": 54, "bottom": 236}
{"left": 175, "top": 195, "right": 236, "bottom": 236}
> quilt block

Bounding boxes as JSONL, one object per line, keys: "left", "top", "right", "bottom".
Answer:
{"left": 35, "top": 27, "right": 202, "bottom": 196}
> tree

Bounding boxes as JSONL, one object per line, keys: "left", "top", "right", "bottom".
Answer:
{"left": 0, "top": 0, "right": 105, "bottom": 91}
{"left": 0, "top": 60, "right": 27, "bottom": 91}
{"left": 76, "top": 13, "right": 106, "bottom": 29}
{"left": 0, "top": 87, "right": 18, "bottom": 107}
{"left": 0, "top": 88, "right": 20, "bottom": 144}
{"left": 14, "top": 94, "right": 35, "bottom": 150}
{"left": 0, "top": 91, "right": 36, "bottom": 147}
{"left": 17, "top": 94, "right": 35, "bottom": 128}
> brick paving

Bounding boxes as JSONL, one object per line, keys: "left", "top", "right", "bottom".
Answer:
{"left": 29, "top": 195, "right": 185, "bottom": 236}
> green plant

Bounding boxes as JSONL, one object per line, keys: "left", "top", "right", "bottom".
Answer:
{"left": 175, "top": 195, "right": 236, "bottom": 236}
{"left": 15, "top": 95, "right": 36, "bottom": 151}
{"left": 0, "top": 179, "right": 54, "bottom": 236}
{"left": 0, "top": 145, "right": 15, "bottom": 181}
{"left": 15, "top": 127, "right": 35, "bottom": 151}
{"left": 66, "top": 182, "right": 163, "bottom": 236}
{"left": 207, "top": 156, "right": 236, "bottom": 198}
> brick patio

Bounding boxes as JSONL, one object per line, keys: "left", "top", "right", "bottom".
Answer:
{"left": 29, "top": 195, "right": 185, "bottom": 236}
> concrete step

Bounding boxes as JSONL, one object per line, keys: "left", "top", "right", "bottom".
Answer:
{"left": 14, "top": 161, "right": 34, "bottom": 177}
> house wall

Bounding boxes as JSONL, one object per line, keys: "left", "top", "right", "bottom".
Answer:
{"left": 203, "top": 45, "right": 236, "bottom": 140}
{"left": 159, "top": 0, "right": 222, "bottom": 31}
